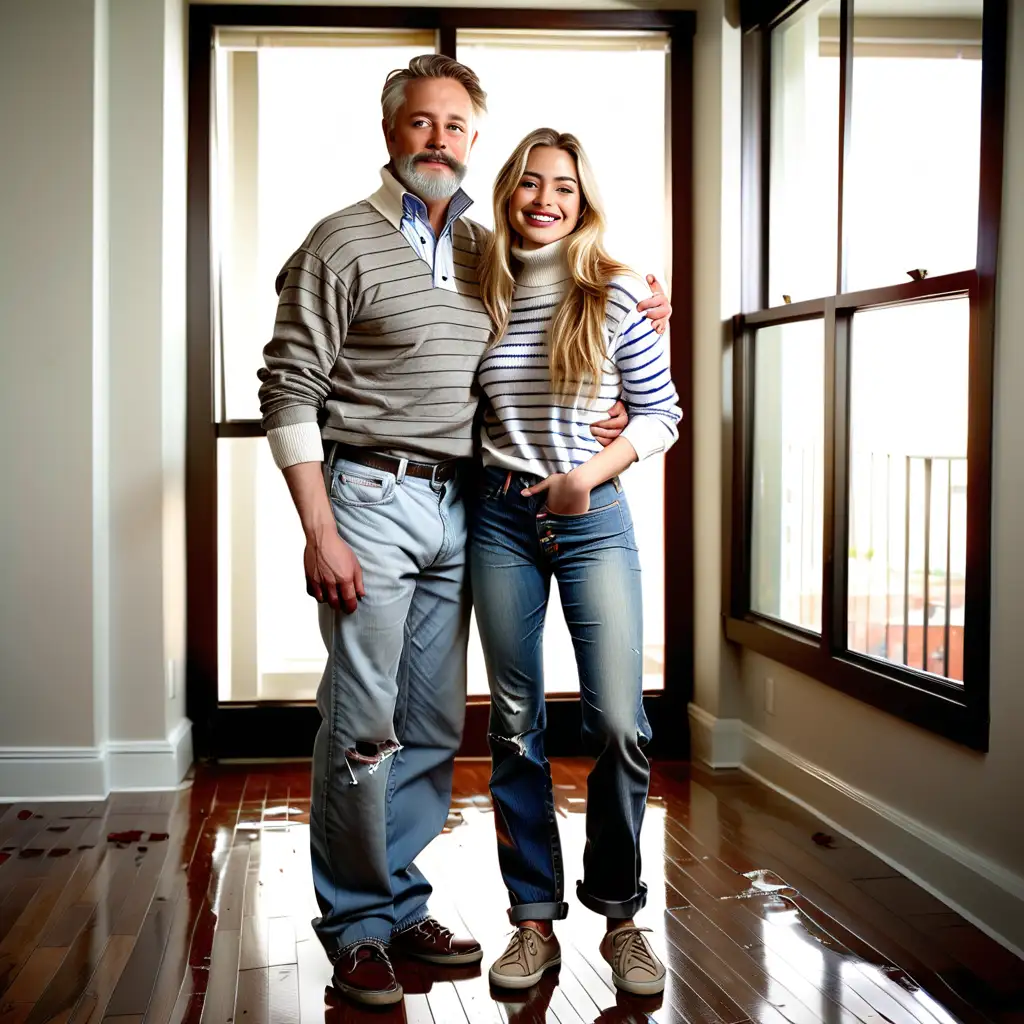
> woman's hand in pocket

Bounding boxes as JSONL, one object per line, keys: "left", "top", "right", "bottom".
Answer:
{"left": 522, "top": 471, "right": 591, "bottom": 515}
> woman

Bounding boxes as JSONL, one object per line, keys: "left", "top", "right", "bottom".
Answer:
{"left": 471, "top": 129, "right": 681, "bottom": 997}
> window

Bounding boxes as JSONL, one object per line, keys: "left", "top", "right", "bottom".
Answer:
{"left": 729, "top": 0, "right": 1006, "bottom": 748}
{"left": 208, "top": 26, "right": 676, "bottom": 703}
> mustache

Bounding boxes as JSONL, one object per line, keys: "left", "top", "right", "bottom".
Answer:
{"left": 413, "top": 150, "right": 463, "bottom": 172}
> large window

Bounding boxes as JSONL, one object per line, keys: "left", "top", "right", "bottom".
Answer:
{"left": 210, "top": 28, "right": 673, "bottom": 704}
{"left": 729, "top": 0, "right": 1006, "bottom": 748}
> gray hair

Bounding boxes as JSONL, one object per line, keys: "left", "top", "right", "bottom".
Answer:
{"left": 381, "top": 54, "right": 487, "bottom": 130}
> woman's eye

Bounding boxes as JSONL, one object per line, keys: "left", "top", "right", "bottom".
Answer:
{"left": 519, "top": 181, "right": 536, "bottom": 189}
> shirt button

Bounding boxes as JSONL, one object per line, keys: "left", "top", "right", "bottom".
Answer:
{"left": 420, "top": 237, "right": 426, "bottom": 244}
{"left": 442, "top": 275, "right": 448, "bottom": 281}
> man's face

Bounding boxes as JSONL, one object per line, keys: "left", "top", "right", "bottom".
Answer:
{"left": 385, "top": 77, "right": 479, "bottom": 201}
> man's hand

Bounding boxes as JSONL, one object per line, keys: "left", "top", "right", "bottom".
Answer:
{"left": 591, "top": 399, "right": 628, "bottom": 447}
{"left": 637, "top": 274, "right": 672, "bottom": 334}
{"left": 304, "top": 525, "right": 365, "bottom": 614}
{"left": 522, "top": 471, "right": 591, "bottom": 516}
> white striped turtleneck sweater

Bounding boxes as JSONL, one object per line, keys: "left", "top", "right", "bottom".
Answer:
{"left": 478, "top": 239, "right": 683, "bottom": 478}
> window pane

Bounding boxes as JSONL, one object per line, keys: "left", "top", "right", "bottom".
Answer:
{"left": 844, "top": 3, "right": 982, "bottom": 291}
{"left": 212, "top": 34, "right": 434, "bottom": 422}
{"left": 847, "top": 299, "right": 968, "bottom": 682}
{"left": 751, "top": 320, "right": 825, "bottom": 631}
{"left": 458, "top": 29, "right": 671, "bottom": 693}
{"left": 769, "top": 1, "right": 840, "bottom": 305}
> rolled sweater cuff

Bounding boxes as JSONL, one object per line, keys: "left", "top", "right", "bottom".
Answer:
{"left": 621, "top": 416, "right": 674, "bottom": 462}
{"left": 267, "top": 422, "right": 325, "bottom": 469}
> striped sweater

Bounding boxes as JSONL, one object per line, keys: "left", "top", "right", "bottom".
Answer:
{"left": 478, "top": 240, "right": 682, "bottom": 477}
{"left": 257, "top": 168, "right": 494, "bottom": 467}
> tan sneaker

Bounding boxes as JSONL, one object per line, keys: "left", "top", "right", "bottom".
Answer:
{"left": 600, "top": 926, "right": 666, "bottom": 996}
{"left": 488, "top": 926, "right": 561, "bottom": 990}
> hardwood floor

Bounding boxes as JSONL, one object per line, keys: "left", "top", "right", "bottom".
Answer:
{"left": 0, "top": 760, "right": 1020, "bottom": 1024}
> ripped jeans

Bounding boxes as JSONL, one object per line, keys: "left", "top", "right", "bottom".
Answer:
{"left": 469, "top": 466, "right": 652, "bottom": 922}
{"left": 309, "top": 454, "right": 471, "bottom": 954}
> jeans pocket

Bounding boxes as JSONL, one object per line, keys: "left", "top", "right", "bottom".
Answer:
{"left": 330, "top": 459, "right": 396, "bottom": 508}
{"left": 543, "top": 499, "right": 620, "bottom": 520}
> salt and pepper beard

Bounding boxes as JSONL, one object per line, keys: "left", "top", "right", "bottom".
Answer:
{"left": 393, "top": 151, "right": 468, "bottom": 201}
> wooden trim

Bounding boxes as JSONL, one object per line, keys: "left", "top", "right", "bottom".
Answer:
{"left": 218, "top": 421, "right": 264, "bottom": 438}
{"left": 725, "top": 616, "right": 988, "bottom": 750}
{"left": 437, "top": 24, "right": 456, "bottom": 58}
{"left": 659, "top": 22, "right": 696, "bottom": 756}
{"left": 742, "top": 269, "right": 976, "bottom": 326}
{"left": 740, "top": 0, "right": 812, "bottom": 33}
{"left": 820, "top": 300, "right": 838, "bottom": 652}
{"left": 192, "top": 6, "right": 694, "bottom": 33}
{"left": 836, "top": 0, "right": 853, "bottom": 293}
{"left": 826, "top": 303, "right": 851, "bottom": 651}
{"left": 186, "top": 9, "right": 218, "bottom": 759}
{"left": 961, "top": 0, "right": 1007, "bottom": 738}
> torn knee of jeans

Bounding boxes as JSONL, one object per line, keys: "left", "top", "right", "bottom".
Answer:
{"left": 343, "top": 740, "right": 401, "bottom": 785}
{"left": 489, "top": 732, "right": 527, "bottom": 756}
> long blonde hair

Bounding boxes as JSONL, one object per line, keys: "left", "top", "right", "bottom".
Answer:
{"left": 479, "top": 129, "right": 634, "bottom": 395}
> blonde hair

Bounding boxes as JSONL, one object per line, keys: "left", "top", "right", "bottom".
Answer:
{"left": 479, "top": 129, "right": 634, "bottom": 396}
{"left": 381, "top": 55, "right": 487, "bottom": 129}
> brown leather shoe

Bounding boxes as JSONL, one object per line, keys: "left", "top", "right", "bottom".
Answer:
{"left": 391, "top": 916, "right": 483, "bottom": 965}
{"left": 330, "top": 941, "right": 403, "bottom": 1006}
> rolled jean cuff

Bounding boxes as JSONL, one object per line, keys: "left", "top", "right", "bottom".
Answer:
{"left": 509, "top": 901, "right": 569, "bottom": 923}
{"left": 576, "top": 881, "right": 648, "bottom": 919}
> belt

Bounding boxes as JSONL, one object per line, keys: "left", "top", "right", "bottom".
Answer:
{"left": 327, "top": 442, "right": 465, "bottom": 484}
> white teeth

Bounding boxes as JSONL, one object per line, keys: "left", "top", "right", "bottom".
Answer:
{"left": 527, "top": 214, "right": 556, "bottom": 223}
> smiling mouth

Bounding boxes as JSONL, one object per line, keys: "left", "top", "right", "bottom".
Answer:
{"left": 523, "top": 212, "right": 560, "bottom": 226}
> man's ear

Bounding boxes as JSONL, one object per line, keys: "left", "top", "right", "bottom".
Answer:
{"left": 468, "top": 128, "right": 479, "bottom": 156}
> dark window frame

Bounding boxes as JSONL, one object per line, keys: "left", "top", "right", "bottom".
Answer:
{"left": 186, "top": 5, "right": 696, "bottom": 760}
{"left": 726, "top": 0, "right": 1007, "bottom": 751}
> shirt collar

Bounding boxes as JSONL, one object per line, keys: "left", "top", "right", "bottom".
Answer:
{"left": 367, "top": 165, "right": 474, "bottom": 236}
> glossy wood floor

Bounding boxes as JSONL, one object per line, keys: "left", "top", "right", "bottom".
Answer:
{"left": 0, "top": 760, "right": 1021, "bottom": 1024}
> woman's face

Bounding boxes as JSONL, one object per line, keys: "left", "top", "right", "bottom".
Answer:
{"left": 508, "top": 146, "right": 582, "bottom": 251}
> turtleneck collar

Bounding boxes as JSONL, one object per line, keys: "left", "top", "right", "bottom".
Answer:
{"left": 511, "top": 238, "right": 572, "bottom": 289}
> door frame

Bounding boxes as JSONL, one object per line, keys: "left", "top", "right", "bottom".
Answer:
{"left": 185, "top": 4, "right": 697, "bottom": 760}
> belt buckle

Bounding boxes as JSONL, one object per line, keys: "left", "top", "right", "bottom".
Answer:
{"left": 430, "top": 460, "right": 447, "bottom": 486}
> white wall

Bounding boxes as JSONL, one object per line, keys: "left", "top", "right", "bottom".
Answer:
{"left": 690, "top": 0, "right": 1024, "bottom": 956}
{"left": 0, "top": 0, "right": 190, "bottom": 797}
{"left": 0, "top": 0, "right": 107, "bottom": 752}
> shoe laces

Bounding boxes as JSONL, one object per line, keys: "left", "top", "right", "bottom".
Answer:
{"left": 611, "top": 927, "right": 657, "bottom": 974}
{"left": 411, "top": 917, "right": 454, "bottom": 943}
{"left": 499, "top": 928, "right": 539, "bottom": 967}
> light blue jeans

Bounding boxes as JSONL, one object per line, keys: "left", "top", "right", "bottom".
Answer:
{"left": 310, "top": 454, "right": 470, "bottom": 955}
{"left": 470, "top": 466, "right": 652, "bottom": 923}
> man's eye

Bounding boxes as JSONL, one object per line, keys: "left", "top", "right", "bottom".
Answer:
{"left": 448, "top": 124, "right": 464, "bottom": 133}
{"left": 412, "top": 120, "right": 429, "bottom": 128}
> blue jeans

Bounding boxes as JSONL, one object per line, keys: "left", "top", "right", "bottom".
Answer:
{"left": 310, "top": 454, "right": 471, "bottom": 954}
{"left": 470, "top": 465, "right": 652, "bottom": 922}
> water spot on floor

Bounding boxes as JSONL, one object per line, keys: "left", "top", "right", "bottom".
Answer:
{"left": 47, "top": 825, "right": 70, "bottom": 833}
{"left": 48, "top": 848, "right": 71, "bottom": 857}
{"left": 19, "top": 848, "right": 44, "bottom": 859}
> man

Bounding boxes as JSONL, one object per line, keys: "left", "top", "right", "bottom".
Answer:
{"left": 258, "top": 55, "right": 669, "bottom": 1007}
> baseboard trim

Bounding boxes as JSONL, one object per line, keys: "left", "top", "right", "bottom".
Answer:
{"left": 687, "top": 702, "right": 743, "bottom": 768}
{"left": 107, "top": 718, "right": 194, "bottom": 791}
{"left": 0, "top": 718, "right": 193, "bottom": 800}
{"left": 686, "top": 703, "right": 1024, "bottom": 959}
